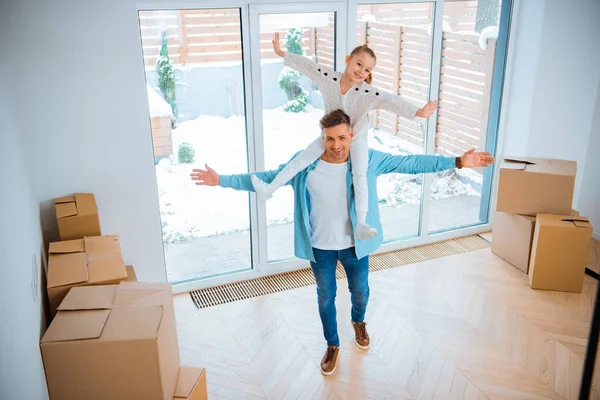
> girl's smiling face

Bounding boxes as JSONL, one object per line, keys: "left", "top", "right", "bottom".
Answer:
{"left": 345, "top": 51, "right": 376, "bottom": 84}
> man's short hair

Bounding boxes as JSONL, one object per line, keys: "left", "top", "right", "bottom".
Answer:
{"left": 319, "top": 109, "right": 352, "bottom": 130}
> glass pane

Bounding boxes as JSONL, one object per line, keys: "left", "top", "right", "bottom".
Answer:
{"left": 259, "top": 12, "right": 336, "bottom": 262}
{"left": 428, "top": 0, "right": 502, "bottom": 233}
{"left": 357, "top": 3, "right": 434, "bottom": 242}
{"left": 139, "top": 9, "right": 252, "bottom": 282}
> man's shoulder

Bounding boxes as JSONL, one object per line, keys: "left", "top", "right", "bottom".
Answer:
{"left": 367, "top": 149, "right": 389, "bottom": 161}
{"left": 364, "top": 149, "right": 386, "bottom": 171}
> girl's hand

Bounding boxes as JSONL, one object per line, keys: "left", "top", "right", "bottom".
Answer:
{"left": 415, "top": 100, "right": 438, "bottom": 118}
{"left": 272, "top": 32, "right": 284, "bottom": 57}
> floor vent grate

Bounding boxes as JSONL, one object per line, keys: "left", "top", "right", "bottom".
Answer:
{"left": 190, "top": 234, "right": 490, "bottom": 309}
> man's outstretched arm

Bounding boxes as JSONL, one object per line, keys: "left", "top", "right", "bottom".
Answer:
{"left": 190, "top": 162, "right": 290, "bottom": 192}
{"left": 373, "top": 148, "right": 494, "bottom": 175}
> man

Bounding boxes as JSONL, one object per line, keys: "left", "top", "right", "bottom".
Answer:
{"left": 191, "top": 109, "right": 494, "bottom": 376}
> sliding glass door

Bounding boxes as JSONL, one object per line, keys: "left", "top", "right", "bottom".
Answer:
{"left": 136, "top": 0, "right": 512, "bottom": 292}
{"left": 356, "top": 2, "right": 435, "bottom": 243}
{"left": 257, "top": 11, "right": 338, "bottom": 262}
{"left": 355, "top": 0, "right": 510, "bottom": 246}
{"left": 428, "top": 0, "right": 505, "bottom": 233}
{"left": 248, "top": 2, "right": 348, "bottom": 271}
{"left": 138, "top": 8, "right": 253, "bottom": 284}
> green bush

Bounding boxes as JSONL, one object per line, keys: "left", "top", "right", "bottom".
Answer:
{"left": 178, "top": 142, "right": 195, "bottom": 164}
{"left": 284, "top": 92, "right": 311, "bottom": 113}
{"left": 279, "top": 69, "right": 302, "bottom": 98}
{"left": 278, "top": 28, "right": 311, "bottom": 113}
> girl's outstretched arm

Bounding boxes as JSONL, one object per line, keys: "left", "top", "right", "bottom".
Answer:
{"left": 373, "top": 89, "right": 437, "bottom": 121}
{"left": 273, "top": 32, "right": 328, "bottom": 82}
{"left": 373, "top": 90, "right": 421, "bottom": 120}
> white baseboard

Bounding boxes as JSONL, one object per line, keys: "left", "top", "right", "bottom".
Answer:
{"left": 593, "top": 232, "right": 600, "bottom": 241}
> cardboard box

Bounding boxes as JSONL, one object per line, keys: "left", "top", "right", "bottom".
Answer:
{"left": 491, "top": 209, "right": 580, "bottom": 273}
{"left": 528, "top": 214, "right": 593, "bottom": 292}
{"left": 41, "top": 282, "right": 180, "bottom": 400}
{"left": 55, "top": 193, "right": 101, "bottom": 240}
{"left": 496, "top": 157, "right": 576, "bottom": 215}
{"left": 491, "top": 212, "right": 536, "bottom": 273}
{"left": 47, "top": 235, "right": 127, "bottom": 316}
{"left": 174, "top": 366, "right": 207, "bottom": 400}
{"left": 126, "top": 265, "right": 138, "bottom": 282}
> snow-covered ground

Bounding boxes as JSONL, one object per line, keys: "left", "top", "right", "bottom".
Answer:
{"left": 156, "top": 106, "right": 480, "bottom": 243}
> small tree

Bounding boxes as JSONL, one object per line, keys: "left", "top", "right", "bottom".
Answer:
{"left": 284, "top": 28, "right": 305, "bottom": 55}
{"left": 156, "top": 30, "right": 178, "bottom": 125}
{"left": 475, "top": 0, "right": 501, "bottom": 33}
{"left": 278, "top": 28, "right": 311, "bottom": 113}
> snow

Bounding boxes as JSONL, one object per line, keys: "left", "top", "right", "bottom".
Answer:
{"left": 144, "top": 57, "right": 280, "bottom": 73}
{"left": 157, "top": 107, "right": 481, "bottom": 243}
{"left": 426, "top": 20, "right": 453, "bottom": 37}
{"left": 360, "top": 13, "right": 377, "bottom": 23}
{"left": 260, "top": 14, "right": 331, "bottom": 31}
{"left": 478, "top": 26, "right": 499, "bottom": 50}
{"left": 146, "top": 85, "right": 173, "bottom": 117}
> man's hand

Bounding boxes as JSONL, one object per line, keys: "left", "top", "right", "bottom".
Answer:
{"left": 190, "top": 164, "right": 220, "bottom": 186}
{"left": 460, "top": 148, "right": 495, "bottom": 168}
{"left": 272, "top": 32, "right": 284, "bottom": 57}
{"left": 415, "top": 100, "right": 438, "bottom": 118}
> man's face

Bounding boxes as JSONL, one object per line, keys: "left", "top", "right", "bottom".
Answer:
{"left": 322, "top": 123, "right": 354, "bottom": 163}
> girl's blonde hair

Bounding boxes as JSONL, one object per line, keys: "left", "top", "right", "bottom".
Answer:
{"left": 349, "top": 44, "right": 377, "bottom": 84}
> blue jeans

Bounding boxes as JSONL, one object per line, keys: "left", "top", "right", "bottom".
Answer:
{"left": 310, "top": 247, "right": 370, "bottom": 347}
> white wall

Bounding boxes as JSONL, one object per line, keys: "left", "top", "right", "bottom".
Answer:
{"left": 578, "top": 80, "right": 600, "bottom": 237}
{"left": 10, "top": 0, "right": 166, "bottom": 282}
{"left": 501, "top": 0, "right": 546, "bottom": 157}
{"left": 7, "top": 0, "right": 600, "bottom": 285}
{"left": 0, "top": 7, "right": 49, "bottom": 396}
{"left": 526, "top": 0, "right": 600, "bottom": 207}
{"left": 501, "top": 0, "right": 600, "bottom": 234}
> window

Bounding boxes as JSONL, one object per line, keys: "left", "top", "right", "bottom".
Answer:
{"left": 139, "top": 8, "right": 252, "bottom": 283}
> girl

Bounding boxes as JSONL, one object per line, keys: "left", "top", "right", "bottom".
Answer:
{"left": 251, "top": 32, "right": 437, "bottom": 240}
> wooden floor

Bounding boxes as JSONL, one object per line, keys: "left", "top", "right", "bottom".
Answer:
{"left": 173, "top": 241, "right": 600, "bottom": 400}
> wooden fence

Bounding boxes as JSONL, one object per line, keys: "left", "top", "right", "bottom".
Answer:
{"left": 356, "top": 21, "right": 496, "bottom": 156}
{"left": 354, "top": 1, "right": 497, "bottom": 156}
{"left": 140, "top": 4, "right": 496, "bottom": 157}
{"left": 357, "top": 1, "right": 488, "bottom": 34}
{"left": 139, "top": 9, "right": 316, "bottom": 65}
{"left": 314, "top": 15, "right": 335, "bottom": 69}
{"left": 437, "top": 33, "right": 496, "bottom": 157}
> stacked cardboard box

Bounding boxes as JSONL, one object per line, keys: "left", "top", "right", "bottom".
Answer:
{"left": 54, "top": 193, "right": 102, "bottom": 240}
{"left": 492, "top": 157, "right": 594, "bottom": 292}
{"left": 48, "top": 194, "right": 136, "bottom": 315}
{"left": 46, "top": 235, "right": 128, "bottom": 316}
{"left": 174, "top": 366, "right": 208, "bottom": 400}
{"left": 41, "top": 283, "right": 207, "bottom": 400}
{"left": 41, "top": 193, "right": 208, "bottom": 399}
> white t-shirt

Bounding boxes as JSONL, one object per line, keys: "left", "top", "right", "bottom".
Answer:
{"left": 306, "top": 159, "right": 355, "bottom": 250}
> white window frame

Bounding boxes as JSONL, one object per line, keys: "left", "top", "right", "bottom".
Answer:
{"left": 136, "top": 0, "right": 508, "bottom": 294}
{"left": 248, "top": 1, "right": 348, "bottom": 274}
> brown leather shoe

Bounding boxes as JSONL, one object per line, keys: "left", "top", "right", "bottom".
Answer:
{"left": 352, "top": 321, "right": 370, "bottom": 349}
{"left": 320, "top": 346, "right": 339, "bottom": 376}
